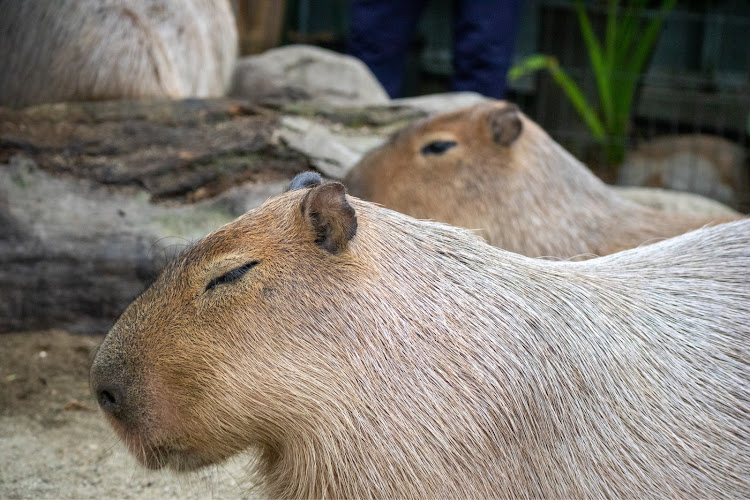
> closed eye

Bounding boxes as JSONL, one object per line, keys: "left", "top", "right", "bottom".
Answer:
{"left": 205, "top": 261, "right": 259, "bottom": 292}
{"left": 421, "top": 140, "right": 457, "bottom": 156}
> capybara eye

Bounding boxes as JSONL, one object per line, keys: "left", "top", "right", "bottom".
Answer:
{"left": 205, "top": 261, "right": 259, "bottom": 292}
{"left": 420, "top": 140, "right": 457, "bottom": 156}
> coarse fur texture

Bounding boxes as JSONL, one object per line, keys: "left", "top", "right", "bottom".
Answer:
{"left": 91, "top": 177, "right": 750, "bottom": 498}
{"left": 0, "top": 0, "right": 237, "bottom": 108}
{"left": 345, "top": 101, "right": 743, "bottom": 259}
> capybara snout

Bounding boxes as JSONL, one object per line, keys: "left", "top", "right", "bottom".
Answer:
{"left": 90, "top": 173, "right": 362, "bottom": 473}
{"left": 90, "top": 360, "right": 126, "bottom": 422}
{"left": 93, "top": 172, "right": 749, "bottom": 498}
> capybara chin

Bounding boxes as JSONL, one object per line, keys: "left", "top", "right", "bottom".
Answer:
{"left": 345, "top": 100, "right": 743, "bottom": 259}
{"left": 0, "top": 0, "right": 237, "bottom": 108}
{"left": 90, "top": 173, "right": 749, "bottom": 498}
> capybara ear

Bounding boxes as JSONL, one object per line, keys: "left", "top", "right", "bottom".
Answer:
{"left": 300, "top": 182, "right": 358, "bottom": 254}
{"left": 488, "top": 103, "right": 523, "bottom": 147}
{"left": 286, "top": 171, "right": 323, "bottom": 192}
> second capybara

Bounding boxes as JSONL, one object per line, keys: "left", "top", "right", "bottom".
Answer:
{"left": 0, "top": 0, "right": 237, "bottom": 108}
{"left": 90, "top": 173, "right": 749, "bottom": 498}
{"left": 345, "top": 101, "right": 742, "bottom": 258}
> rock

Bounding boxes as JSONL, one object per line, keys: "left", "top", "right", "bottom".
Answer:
{"left": 0, "top": 98, "right": 309, "bottom": 202}
{"left": 272, "top": 102, "right": 426, "bottom": 179}
{"left": 0, "top": 98, "right": 312, "bottom": 333}
{"left": 229, "top": 44, "right": 390, "bottom": 107}
{"left": 275, "top": 115, "right": 391, "bottom": 179}
{"left": 391, "top": 92, "right": 489, "bottom": 114}
{"left": 0, "top": 155, "right": 286, "bottom": 334}
{"left": 612, "top": 186, "right": 741, "bottom": 219}
{"left": 617, "top": 134, "right": 749, "bottom": 211}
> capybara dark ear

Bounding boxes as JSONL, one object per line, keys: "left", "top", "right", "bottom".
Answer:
{"left": 300, "top": 182, "right": 357, "bottom": 254}
{"left": 286, "top": 171, "right": 323, "bottom": 192}
{"left": 488, "top": 103, "right": 523, "bottom": 147}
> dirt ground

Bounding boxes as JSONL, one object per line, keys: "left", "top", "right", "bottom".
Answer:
{"left": 0, "top": 329, "right": 259, "bottom": 499}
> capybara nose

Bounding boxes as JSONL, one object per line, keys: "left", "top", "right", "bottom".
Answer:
{"left": 95, "top": 382, "right": 126, "bottom": 419}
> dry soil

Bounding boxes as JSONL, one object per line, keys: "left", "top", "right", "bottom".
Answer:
{"left": 0, "top": 329, "right": 259, "bottom": 499}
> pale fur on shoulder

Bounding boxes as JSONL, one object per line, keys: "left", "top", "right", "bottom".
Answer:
{"left": 233, "top": 198, "right": 750, "bottom": 498}
{"left": 0, "top": 0, "right": 237, "bottom": 108}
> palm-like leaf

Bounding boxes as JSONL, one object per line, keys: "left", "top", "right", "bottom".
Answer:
{"left": 509, "top": 0, "right": 676, "bottom": 164}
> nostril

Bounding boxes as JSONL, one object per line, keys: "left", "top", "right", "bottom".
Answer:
{"left": 96, "top": 384, "right": 124, "bottom": 417}
{"left": 100, "top": 389, "right": 117, "bottom": 406}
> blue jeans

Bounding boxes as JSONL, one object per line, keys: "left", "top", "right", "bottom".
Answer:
{"left": 348, "top": 0, "right": 521, "bottom": 98}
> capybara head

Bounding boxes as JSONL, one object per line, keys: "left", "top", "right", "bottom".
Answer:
{"left": 346, "top": 101, "right": 524, "bottom": 223}
{"left": 345, "top": 100, "right": 741, "bottom": 258}
{"left": 91, "top": 172, "right": 750, "bottom": 498}
{"left": 89, "top": 173, "right": 362, "bottom": 472}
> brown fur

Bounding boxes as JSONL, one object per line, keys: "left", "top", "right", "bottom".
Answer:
{"left": 0, "top": 0, "right": 237, "bottom": 108}
{"left": 90, "top": 177, "right": 750, "bottom": 498}
{"left": 345, "top": 101, "right": 742, "bottom": 259}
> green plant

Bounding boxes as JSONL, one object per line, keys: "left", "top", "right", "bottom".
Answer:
{"left": 509, "top": 0, "right": 677, "bottom": 165}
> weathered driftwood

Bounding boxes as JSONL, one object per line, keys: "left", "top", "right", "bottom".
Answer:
{"left": 0, "top": 99, "right": 313, "bottom": 202}
{"left": 0, "top": 98, "right": 316, "bottom": 333}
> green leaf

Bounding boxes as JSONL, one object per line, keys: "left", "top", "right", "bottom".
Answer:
{"left": 575, "top": 0, "right": 614, "bottom": 132}
{"left": 546, "top": 61, "right": 606, "bottom": 141}
{"left": 614, "top": 3, "right": 638, "bottom": 64}
{"left": 619, "top": 0, "right": 677, "bottom": 130}
{"left": 507, "top": 0, "right": 676, "bottom": 154}
{"left": 611, "top": 2, "right": 639, "bottom": 115}
{"left": 604, "top": 0, "right": 618, "bottom": 81}
{"left": 508, "top": 54, "right": 553, "bottom": 81}
{"left": 625, "top": 0, "right": 677, "bottom": 78}
{"left": 508, "top": 54, "right": 605, "bottom": 141}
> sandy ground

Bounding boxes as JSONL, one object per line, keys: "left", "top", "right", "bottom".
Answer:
{"left": 0, "top": 330, "right": 259, "bottom": 499}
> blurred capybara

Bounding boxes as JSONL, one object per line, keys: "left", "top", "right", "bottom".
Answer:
{"left": 0, "top": 0, "right": 237, "bottom": 108}
{"left": 90, "top": 173, "right": 749, "bottom": 498}
{"left": 345, "top": 101, "right": 742, "bottom": 258}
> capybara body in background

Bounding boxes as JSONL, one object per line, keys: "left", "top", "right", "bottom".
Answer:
{"left": 0, "top": 0, "right": 237, "bottom": 108}
{"left": 90, "top": 174, "right": 749, "bottom": 498}
{"left": 345, "top": 101, "right": 742, "bottom": 258}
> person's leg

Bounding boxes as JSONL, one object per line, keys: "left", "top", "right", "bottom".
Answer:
{"left": 452, "top": 0, "right": 521, "bottom": 98}
{"left": 348, "top": 0, "right": 427, "bottom": 98}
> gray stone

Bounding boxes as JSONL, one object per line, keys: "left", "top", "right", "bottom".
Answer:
{"left": 275, "top": 115, "right": 386, "bottom": 179}
{"left": 0, "top": 155, "right": 284, "bottom": 334}
{"left": 229, "top": 44, "right": 390, "bottom": 107}
{"left": 391, "top": 92, "right": 489, "bottom": 114}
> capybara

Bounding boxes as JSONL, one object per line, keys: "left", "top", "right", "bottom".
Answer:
{"left": 345, "top": 101, "right": 743, "bottom": 258}
{"left": 0, "top": 0, "right": 237, "bottom": 108}
{"left": 90, "top": 173, "right": 749, "bottom": 498}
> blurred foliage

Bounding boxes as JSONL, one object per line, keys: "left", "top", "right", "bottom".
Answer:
{"left": 509, "top": 0, "right": 677, "bottom": 165}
